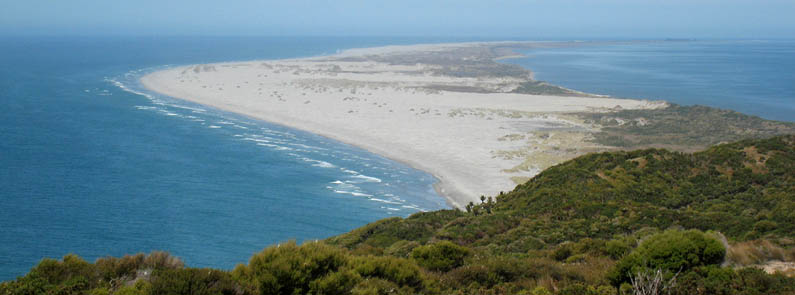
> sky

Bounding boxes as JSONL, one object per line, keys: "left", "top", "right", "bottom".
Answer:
{"left": 1, "top": 0, "right": 795, "bottom": 38}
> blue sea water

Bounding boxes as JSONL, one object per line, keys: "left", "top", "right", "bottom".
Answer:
{"left": 2, "top": 37, "right": 794, "bottom": 281}
{"left": 508, "top": 40, "right": 795, "bottom": 122}
{"left": 0, "top": 36, "right": 475, "bottom": 280}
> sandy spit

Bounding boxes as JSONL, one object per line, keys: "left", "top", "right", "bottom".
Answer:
{"left": 141, "top": 43, "right": 664, "bottom": 208}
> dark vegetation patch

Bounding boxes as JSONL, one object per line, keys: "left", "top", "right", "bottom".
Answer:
{"left": 511, "top": 80, "right": 590, "bottom": 96}
{"left": 422, "top": 84, "right": 496, "bottom": 93}
{"left": 578, "top": 104, "right": 795, "bottom": 151}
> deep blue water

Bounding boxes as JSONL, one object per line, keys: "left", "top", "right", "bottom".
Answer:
{"left": 0, "top": 36, "right": 478, "bottom": 280}
{"left": 508, "top": 40, "right": 795, "bottom": 122}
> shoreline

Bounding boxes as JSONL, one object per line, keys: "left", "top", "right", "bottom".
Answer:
{"left": 141, "top": 71, "right": 472, "bottom": 208}
{"left": 140, "top": 41, "right": 666, "bottom": 208}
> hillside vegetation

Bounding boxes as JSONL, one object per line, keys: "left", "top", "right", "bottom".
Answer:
{"left": 2, "top": 136, "right": 793, "bottom": 295}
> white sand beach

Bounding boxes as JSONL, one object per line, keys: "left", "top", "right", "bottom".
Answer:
{"left": 141, "top": 43, "right": 665, "bottom": 208}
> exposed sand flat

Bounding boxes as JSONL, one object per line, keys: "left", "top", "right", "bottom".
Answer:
{"left": 141, "top": 43, "right": 665, "bottom": 208}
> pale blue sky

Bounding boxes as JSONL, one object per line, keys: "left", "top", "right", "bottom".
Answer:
{"left": 2, "top": 0, "right": 794, "bottom": 38}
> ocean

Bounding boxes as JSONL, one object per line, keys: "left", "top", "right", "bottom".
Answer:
{"left": 1, "top": 37, "right": 793, "bottom": 280}
{"left": 507, "top": 40, "right": 795, "bottom": 122}
{"left": 0, "top": 36, "right": 465, "bottom": 280}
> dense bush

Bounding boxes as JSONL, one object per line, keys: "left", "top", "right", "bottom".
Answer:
{"left": 232, "top": 241, "right": 349, "bottom": 294}
{"left": 0, "top": 252, "right": 185, "bottom": 295}
{"left": 149, "top": 268, "right": 237, "bottom": 295}
{"left": 229, "top": 241, "right": 434, "bottom": 295}
{"left": 410, "top": 241, "right": 471, "bottom": 272}
{"left": 95, "top": 251, "right": 184, "bottom": 282}
{"left": 350, "top": 256, "right": 423, "bottom": 288}
{"left": 608, "top": 229, "right": 725, "bottom": 285}
{"left": 672, "top": 266, "right": 795, "bottom": 295}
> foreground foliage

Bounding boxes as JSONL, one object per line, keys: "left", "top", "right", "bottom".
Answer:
{"left": 2, "top": 136, "right": 793, "bottom": 294}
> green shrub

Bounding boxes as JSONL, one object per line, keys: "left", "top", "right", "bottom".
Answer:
{"left": 384, "top": 240, "right": 420, "bottom": 258}
{"left": 530, "top": 286, "right": 552, "bottom": 295}
{"left": 410, "top": 241, "right": 471, "bottom": 272}
{"left": 605, "top": 239, "right": 631, "bottom": 259}
{"left": 753, "top": 220, "right": 778, "bottom": 233}
{"left": 608, "top": 229, "right": 725, "bottom": 285}
{"left": 445, "top": 265, "right": 499, "bottom": 289}
{"left": 351, "top": 256, "right": 423, "bottom": 287}
{"left": 149, "top": 268, "right": 236, "bottom": 295}
{"left": 30, "top": 254, "right": 95, "bottom": 286}
{"left": 558, "top": 283, "right": 591, "bottom": 295}
{"left": 565, "top": 254, "right": 587, "bottom": 264}
{"left": 94, "top": 252, "right": 183, "bottom": 282}
{"left": 115, "top": 280, "right": 151, "bottom": 295}
{"left": 552, "top": 243, "right": 574, "bottom": 261}
{"left": 595, "top": 285, "right": 617, "bottom": 295}
{"left": 350, "top": 278, "right": 406, "bottom": 295}
{"left": 240, "top": 241, "right": 349, "bottom": 295}
{"left": 88, "top": 287, "right": 111, "bottom": 295}
{"left": 309, "top": 270, "right": 361, "bottom": 294}
{"left": 734, "top": 267, "right": 795, "bottom": 294}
